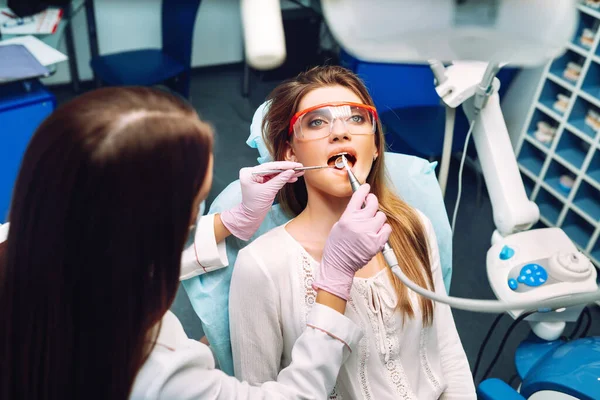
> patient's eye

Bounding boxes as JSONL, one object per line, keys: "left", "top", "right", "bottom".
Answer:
{"left": 308, "top": 118, "right": 327, "bottom": 128}
{"left": 349, "top": 114, "right": 365, "bottom": 124}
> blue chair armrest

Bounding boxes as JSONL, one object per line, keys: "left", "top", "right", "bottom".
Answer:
{"left": 477, "top": 379, "right": 525, "bottom": 400}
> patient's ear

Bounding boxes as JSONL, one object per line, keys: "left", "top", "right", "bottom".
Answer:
{"left": 284, "top": 142, "right": 298, "bottom": 162}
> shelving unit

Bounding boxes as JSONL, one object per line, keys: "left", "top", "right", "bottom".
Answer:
{"left": 516, "top": 1, "right": 600, "bottom": 268}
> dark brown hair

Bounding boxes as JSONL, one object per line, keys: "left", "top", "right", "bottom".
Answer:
{"left": 264, "top": 65, "right": 435, "bottom": 325}
{"left": 0, "top": 87, "right": 213, "bottom": 400}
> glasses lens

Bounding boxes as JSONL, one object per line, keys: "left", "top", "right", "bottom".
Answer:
{"left": 294, "top": 105, "right": 375, "bottom": 140}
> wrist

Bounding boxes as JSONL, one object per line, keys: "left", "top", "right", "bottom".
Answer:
{"left": 312, "top": 278, "right": 352, "bottom": 303}
{"left": 316, "top": 290, "right": 346, "bottom": 314}
{"left": 219, "top": 204, "right": 258, "bottom": 241}
{"left": 214, "top": 213, "right": 232, "bottom": 244}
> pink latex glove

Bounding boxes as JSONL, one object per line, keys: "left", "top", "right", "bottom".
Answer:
{"left": 312, "top": 184, "right": 392, "bottom": 300}
{"left": 220, "top": 161, "right": 304, "bottom": 241}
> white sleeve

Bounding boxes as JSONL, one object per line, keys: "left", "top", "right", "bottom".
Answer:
{"left": 424, "top": 218, "right": 477, "bottom": 400}
{"left": 229, "top": 245, "right": 283, "bottom": 384}
{"left": 0, "top": 223, "right": 9, "bottom": 243}
{"left": 180, "top": 214, "right": 229, "bottom": 281}
{"left": 158, "top": 304, "right": 363, "bottom": 400}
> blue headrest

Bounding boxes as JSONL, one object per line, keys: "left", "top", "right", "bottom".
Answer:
{"left": 182, "top": 103, "right": 453, "bottom": 376}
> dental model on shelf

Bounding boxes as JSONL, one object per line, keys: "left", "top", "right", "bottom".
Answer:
{"left": 553, "top": 93, "right": 570, "bottom": 114}
{"left": 580, "top": 27, "right": 596, "bottom": 48}
{"left": 559, "top": 174, "right": 576, "bottom": 193}
{"left": 563, "top": 61, "right": 582, "bottom": 83}
{"left": 534, "top": 121, "right": 557, "bottom": 145}
{"left": 585, "top": 108, "right": 600, "bottom": 131}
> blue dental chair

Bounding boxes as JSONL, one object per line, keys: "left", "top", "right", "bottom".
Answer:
{"left": 181, "top": 102, "right": 455, "bottom": 375}
{"left": 478, "top": 333, "right": 600, "bottom": 399}
{"left": 88, "top": 0, "right": 202, "bottom": 99}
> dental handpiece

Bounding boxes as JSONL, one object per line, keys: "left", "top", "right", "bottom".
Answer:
{"left": 338, "top": 155, "right": 398, "bottom": 266}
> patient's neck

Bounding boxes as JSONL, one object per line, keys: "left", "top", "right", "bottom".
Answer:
{"left": 304, "top": 189, "right": 349, "bottom": 229}
{"left": 287, "top": 188, "right": 349, "bottom": 261}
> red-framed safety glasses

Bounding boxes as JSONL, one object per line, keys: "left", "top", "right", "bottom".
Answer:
{"left": 288, "top": 102, "right": 378, "bottom": 140}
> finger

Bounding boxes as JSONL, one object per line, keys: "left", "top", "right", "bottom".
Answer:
{"left": 288, "top": 170, "right": 304, "bottom": 182}
{"left": 361, "top": 210, "right": 386, "bottom": 233}
{"left": 265, "top": 169, "right": 296, "bottom": 187}
{"left": 288, "top": 174, "right": 301, "bottom": 183}
{"left": 256, "top": 161, "right": 303, "bottom": 172}
{"left": 378, "top": 223, "right": 392, "bottom": 246}
{"left": 361, "top": 193, "right": 379, "bottom": 216}
{"left": 346, "top": 183, "right": 371, "bottom": 211}
{"left": 255, "top": 168, "right": 297, "bottom": 184}
{"left": 372, "top": 211, "right": 387, "bottom": 229}
{"left": 239, "top": 167, "right": 252, "bottom": 180}
{"left": 242, "top": 167, "right": 268, "bottom": 184}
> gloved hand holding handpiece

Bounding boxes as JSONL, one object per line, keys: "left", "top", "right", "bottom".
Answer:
{"left": 313, "top": 183, "right": 392, "bottom": 300}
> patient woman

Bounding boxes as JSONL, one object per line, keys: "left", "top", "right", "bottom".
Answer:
{"left": 229, "top": 66, "right": 476, "bottom": 399}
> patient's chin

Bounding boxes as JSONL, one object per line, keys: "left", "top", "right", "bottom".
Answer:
{"left": 311, "top": 181, "right": 354, "bottom": 199}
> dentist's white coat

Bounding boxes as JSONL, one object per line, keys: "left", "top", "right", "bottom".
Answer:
{"left": 0, "top": 216, "right": 363, "bottom": 399}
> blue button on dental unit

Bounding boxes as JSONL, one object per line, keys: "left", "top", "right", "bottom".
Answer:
{"left": 519, "top": 263, "right": 548, "bottom": 287}
{"left": 499, "top": 245, "right": 515, "bottom": 260}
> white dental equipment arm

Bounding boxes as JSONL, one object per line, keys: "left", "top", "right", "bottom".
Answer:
{"left": 435, "top": 61, "right": 541, "bottom": 239}
{"left": 241, "top": 0, "right": 286, "bottom": 70}
{"left": 241, "top": 0, "right": 599, "bottom": 340}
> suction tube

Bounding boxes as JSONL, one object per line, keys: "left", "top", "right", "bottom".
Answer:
{"left": 341, "top": 157, "right": 600, "bottom": 313}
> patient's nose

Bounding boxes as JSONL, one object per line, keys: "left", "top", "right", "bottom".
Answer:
{"left": 329, "top": 119, "right": 350, "bottom": 142}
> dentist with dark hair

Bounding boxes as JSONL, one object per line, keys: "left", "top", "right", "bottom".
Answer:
{"left": 0, "top": 87, "right": 391, "bottom": 400}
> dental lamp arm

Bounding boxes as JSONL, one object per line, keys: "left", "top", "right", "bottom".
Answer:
{"left": 474, "top": 63, "right": 502, "bottom": 112}
{"left": 433, "top": 62, "right": 540, "bottom": 240}
{"left": 465, "top": 83, "right": 540, "bottom": 240}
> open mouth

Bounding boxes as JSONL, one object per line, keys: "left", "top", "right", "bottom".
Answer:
{"left": 328, "top": 152, "right": 357, "bottom": 169}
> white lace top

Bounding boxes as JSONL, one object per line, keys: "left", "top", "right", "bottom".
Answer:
{"left": 229, "top": 211, "right": 476, "bottom": 400}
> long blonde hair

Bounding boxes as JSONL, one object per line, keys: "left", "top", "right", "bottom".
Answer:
{"left": 263, "top": 65, "right": 435, "bottom": 325}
